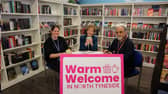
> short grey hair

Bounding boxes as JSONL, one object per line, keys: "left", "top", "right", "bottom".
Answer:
{"left": 115, "top": 23, "right": 127, "bottom": 32}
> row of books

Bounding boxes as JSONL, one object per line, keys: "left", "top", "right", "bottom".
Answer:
{"left": 64, "top": 18, "right": 72, "bottom": 26}
{"left": 81, "top": 20, "right": 102, "bottom": 27}
{"left": 132, "top": 32, "right": 160, "bottom": 40}
{"left": 4, "top": 48, "right": 34, "bottom": 66}
{"left": 135, "top": 44, "right": 159, "bottom": 52}
{"left": 143, "top": 56, "right": 156, "bottom": 64}
{"left": 103, "top": 29, "right": 116, "bottom": 37}
{"left": 104, "top": 8, "right": 131, "bottom": 16}
{"left": 7, "top": 60, "right": 39, "bottom": 81}
{"left": 104, "top": 22, "right": 130, "bottom": 28}
{"left": 2, "top": 1, "right": 31, "bottom": 13}
{"left": 81, "top": 8, "right": 102, "bottom": 16}
{"left": 1, "top": 18, "right": 30, "bottom": 31}
{"left": 38, "top": 5, "right": 51, "bottom": 14}
{"left": 64, "top": 29, "right": 78, "bottom": 37}
{"left": 66, "top": 38, "right": 77, "bottom": 47}
{"left": 80, "top": 27, "right": 101, "bottom": 36}
{"left": 133, "top": 7, "right": 168, "bottom": 16}
{"left": 132, "top": 23, "right": 164, "bottom": 30}
{"left": 64, "top": 7, "right": 77, "bottom": 15}
{"left": 2, "top": 35, "right": 32, "bottom": 50}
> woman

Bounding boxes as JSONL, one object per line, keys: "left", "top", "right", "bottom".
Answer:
{"left": 44, "top": 25, "right": 69, "bottom": 72}
{"left": 79, "top": 24, "right": 98, "bottom": 51}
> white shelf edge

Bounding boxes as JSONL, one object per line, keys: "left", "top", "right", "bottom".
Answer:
{"left": 132, "top": 38, "right": 160, "bottom": 43}
{"left": 1, "top": 28, "right": 38, "bottom": 35}
{"left": 64, "top": 15, "right": 79, "bottom": 17}
{"left": 39, "top": 14, "right": 62, "bottom": 17}
{"left": 63, "top": 3, "right": 79, "bottom": 7}
{"left": 3, "top": 69, "right": 43, "bottom": 90}
{"left": 1, "top": 13, "right": 37, "bottom": 16}
{"left": 95, "top": 35, "right": 102, "bottom": 37}
{"left": 136, "top": 50, "right": 158, "bottom": 55}
{"left": 133, "top": 16, "right": 167, "bottom": 18}
{"left": 3, "top": 42, "right": 40, "bottom": 52}
{"left": 41, "top": 41, "right": 45, "bottom": 44}
{"left": 64, "top": 25, "right": 79, "bottom": 28}
{"left": 81, "top": 15, "right": 102, "bottom": 17}
{"left": 143, "top": 62, "right": 155, "bottom": 68}
{"left": 39, "top": 0, "right": 62, "bottom": 4}
{"left": 104, "top": 16, "right": 131, "bottom": 18}
{"left": 6, "top": 55, "right": 41, "bottom": 69}
{"left": 64, "top": 35, "right": 78, "bottom": 39}
{"left": 103, "top": 36, "right": 116, "bottom": 39}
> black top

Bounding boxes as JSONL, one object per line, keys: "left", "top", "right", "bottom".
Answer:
{"left": 108, "top": 38, "right": 135, "bottom": 76}
{"left": 44, "top": 36, "right": 68, "bottom": 72}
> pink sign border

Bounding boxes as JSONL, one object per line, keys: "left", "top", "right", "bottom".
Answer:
{"left": 60, "top": 54, "right": 124, "bottom": 94}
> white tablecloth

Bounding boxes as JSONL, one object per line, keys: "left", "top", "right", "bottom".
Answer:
{"left": 72, "top": 51, "right": 103, "bottom": 54}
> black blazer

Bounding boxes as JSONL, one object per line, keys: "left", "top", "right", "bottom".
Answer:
{"left": 108, "top": 38, "right": 135, "bottom": 76}
{"left": 44, "top": 36, "right": 68, "bottom": 72}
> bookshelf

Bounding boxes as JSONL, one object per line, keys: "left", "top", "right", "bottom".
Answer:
{"left": 80, "top": 2, "right": 168, "bottom": 68}
{"left": 63, "top": 3, "right": 80, "bottom": 51}
{"left": 38, "top": 0, "right": 63, "bottom": 54}
{"left": 1, "top": 0, "right": 44, "bottom": 90}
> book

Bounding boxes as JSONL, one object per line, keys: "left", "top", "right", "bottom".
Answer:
{"left": 163, "top": 55, "right": 168, "bottom": 69}
{"left": 148, "top": 8, "right": 154, "bottom": 16}
{"left": 133, "top": 7, "right": 167, "bottom": 16}
{"left": 165, "top": 41, "right": 168, "bottom": 54}
{"left": 20, "top": 64, "right": 29, "bottom": 75}
{"left": 132, "top": 32, "right": 160, "bottom": 40}
{"left": 2, "top": 35, "right": 32, "bottom": 49}
{"left": 81, "top": 8, "right": 102, "bottom": 16}
{"left": 64, "top": 18, "right": 72, "bottom": 26}
{"left": 7, "top": 68, "right": 17, "bottom": 81}
{"left": 2, "top": 1, "right": 31, "bottom": 13}
{"left": 160, "top": 69, "right": 168, "bottom": 84}
{"left": 143, "top": 56, "right": 156, "bottom": 64}
{"left": 64, "top": 29, "right": 78, "bottom": 37}
{"left": 41, "top": 5, "right": 51, "bottom": 14}
{"left": 30, "top": 60, "right": 39, "bottom": 70}
{"left": 135, "top": 44, "right": 159, "bottom": 52}
{"left": 64, "top": 7, "right": 77, "bottom": 15}
{"left": 104, "top": 8, "right": 131, "bottom": 16}
{"left": 66, "top": 38, "right": 77, "bottom": 47}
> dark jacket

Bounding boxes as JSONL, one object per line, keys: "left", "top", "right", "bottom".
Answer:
{"left": 79, "top": 35, "right": 98, "bottom": 51}
{"left": 108, "top": 38, "right": 135, "bottom": 77}
{"left": 44, "top": 36, "right": 68, "bottom": 72}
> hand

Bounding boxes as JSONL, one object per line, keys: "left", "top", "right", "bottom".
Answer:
{"left": 88, "top": 38, "right": 93, "bottom": 46}
{"left": 103, "top": 50, "right": 112, "bottom": 54}
{"left": 66, "top": 49, "right": 72, "bottom": 54}
{"left": 85, "top": 39, "right": 89, "bottom": 46}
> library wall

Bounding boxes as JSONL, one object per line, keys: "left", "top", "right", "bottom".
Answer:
{"left": 79, "top": 0, "right": 168, "bottom": 4}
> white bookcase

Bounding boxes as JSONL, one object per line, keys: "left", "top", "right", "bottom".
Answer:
{"left": 63, "top": 3, "right": 80, "bottom": 51}
{"left": 80, "top": 2, "right": 168, "bottom": 68}
{"left": 1, "top": 0, "right": 81, "bottom": 90}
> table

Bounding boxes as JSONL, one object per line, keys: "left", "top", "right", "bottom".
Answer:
{"left": 72, "top": 51, "right": 103, "bottom": 54}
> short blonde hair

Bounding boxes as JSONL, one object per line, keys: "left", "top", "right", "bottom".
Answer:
{"left": 87, "top": 24, "right": 96, "bottom": 31}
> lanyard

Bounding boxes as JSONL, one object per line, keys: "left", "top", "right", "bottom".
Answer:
{"left": 52, "top": 39, "right": 60, "bottom": 52}
{"left": 117, "top": 39, "right": 126, "bottom": 54}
